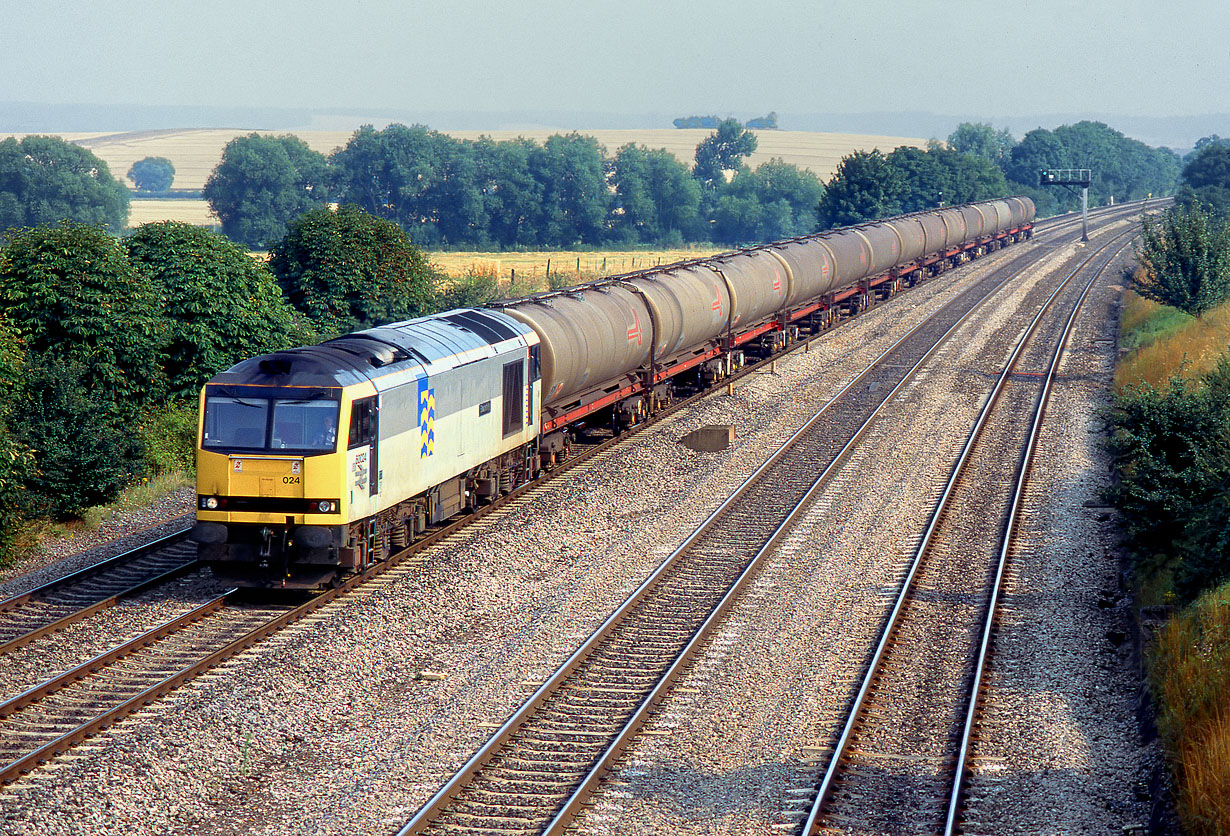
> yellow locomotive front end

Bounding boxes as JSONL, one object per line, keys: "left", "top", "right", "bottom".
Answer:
{"left": 192, "top": 381, "right": 354, "bottom": 588}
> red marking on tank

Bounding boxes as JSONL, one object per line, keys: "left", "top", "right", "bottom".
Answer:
{"left": 773, "top": 276, "right": 781, "bottom": 293}
{"left": 627, "top": 312, "right": 642, "bottom": 346}
{"left": 712, "top": 298, "right": 722, "bottom": 312}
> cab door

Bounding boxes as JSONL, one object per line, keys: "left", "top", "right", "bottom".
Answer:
{"left": 348, "top": 397, "right": 379, "bottom": 511}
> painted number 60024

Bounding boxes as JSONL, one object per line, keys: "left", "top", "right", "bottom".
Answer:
{"left": 282, "top": 475, "right": 301, "bottom": 484}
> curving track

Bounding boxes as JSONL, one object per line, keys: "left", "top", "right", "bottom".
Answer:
{"left": 802, "top": 229, "right": 1139, "bottom": 835}
{"left": 0, "top": 201, "right": 1150, "bottom": 799}
{"left": 392, "top": 203, "right": 1150, "bottom": 836}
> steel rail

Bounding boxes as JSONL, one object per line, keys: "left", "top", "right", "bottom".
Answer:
{"left": 0, "top": 198, "right": 1148, "bottom": 790}
{"left": 802, "top": 223, "right": 1141, "bottom": 833}
{"left": 393, "top": 198, "right": 1123, "bottom": 836}
{"left": 0, "top": 521, "right": 193, "bottom": 614}
{"left": 942, "top": 233, "right": 1138, "bottom": 835}
{"left": 0, "top": 526, "right": 197, "bottom": 655}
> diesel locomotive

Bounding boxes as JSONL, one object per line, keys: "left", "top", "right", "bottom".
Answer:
{"left": 191, "top": 197, "right": 1035, "bottom": 588}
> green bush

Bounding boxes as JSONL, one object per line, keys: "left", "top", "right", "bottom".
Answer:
{"left": 0, "top": 221, "right": 166, "bottom": 417}
{"left": 126, "top": 221, "right": 295, "bottom": 398}
{"left": 14, "top": 356, "right": 142, "bottom": 520}
{"left": 271, "top": 204, "right": 439, "bottom": 334}
{"left": 137, "top": 402, "right": 198, "bottom": 477}
{"left": 1108, "top": 355, "right": 1230, "bottom": 602}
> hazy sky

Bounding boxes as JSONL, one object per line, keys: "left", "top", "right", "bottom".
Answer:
{"left": 2, "top": 0, "right": 1226, "bottom": 118}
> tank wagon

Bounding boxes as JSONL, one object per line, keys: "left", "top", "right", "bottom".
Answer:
{"left": 191, "top": 197, "right": 1034, "bottom": 587}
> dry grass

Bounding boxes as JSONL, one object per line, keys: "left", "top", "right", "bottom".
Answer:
{"left": 79, "top": 471, "right": 193, "bottom": 531}
{"left": 128, "top": 198, "right": 219, "bottom": 228}
{"left": 429, "top": 247, "right": 724, "bottom": 282}
{"left": 1115, "top": 289, "right": 1230, "bottom": 390}
{"left": 1151, "top": 586, "right": 1230, "bottom": 834}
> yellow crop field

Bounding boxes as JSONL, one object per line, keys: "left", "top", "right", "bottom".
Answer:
{"left": 128, "top": 198, "right": 218, "bottom": 227}
{"left": 428, "top": 247, "right": 726, "bottom": 283}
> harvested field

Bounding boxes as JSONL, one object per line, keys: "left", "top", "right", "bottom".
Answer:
{"left": 428, "top": 247, "right": 725, "bottom": 282}
{"left": 128, "top": 198, "right": 218, "bottom": 228}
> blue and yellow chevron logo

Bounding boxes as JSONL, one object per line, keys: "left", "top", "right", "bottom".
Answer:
{"left": 419, "top": 381, "right": 435, "bottom": 458}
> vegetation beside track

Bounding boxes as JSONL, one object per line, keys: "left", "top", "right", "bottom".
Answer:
{"left": 1111, "top": 208, "right": 1230, "bottom": 834}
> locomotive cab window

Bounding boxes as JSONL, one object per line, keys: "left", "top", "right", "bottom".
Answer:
{"left": 502, "top": 360, "right": 524, "bottom": 436}
{"left": 529, "top": 345, "right": 541, "bottom": 382}
{"left": 349, "top": 397, "right": 377, "bottom": 449}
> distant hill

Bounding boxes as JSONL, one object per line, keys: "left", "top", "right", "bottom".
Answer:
{"left": 2, "top": 101, "right": 1223, "bottom": 150}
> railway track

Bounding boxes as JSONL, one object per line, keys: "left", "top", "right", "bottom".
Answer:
{"left": 392, "top": 206, "right": 1144, "bottom": 836}
{"left": 0, "top": 201, "right": 1147, "bottom": 791}
{"left": 0, "top": 525, "right": 195, "bottom": 654}
{"left": 801, "top": 228, "right": 1137, "bottom": 835}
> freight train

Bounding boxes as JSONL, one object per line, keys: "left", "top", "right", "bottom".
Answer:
{"left": 191, "top": 197, "right": 1035, "bottom": 588}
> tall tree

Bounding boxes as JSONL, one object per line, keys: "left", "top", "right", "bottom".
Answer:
{"left": 126, "top": 222, "right": 297, "bottom": 398}
{"left": 611, "top": 144, "right": 703, "bottom": 244}
{"left": 472, "top": 137, "right": 544, "bottom": 248}
{"left": 947, "top": 123, "right": 1015, "bottom": 163}
{"left": 0, "top": 135, "right": 129, "bottom": 232}
{"left": 127, "top": 156, "right": 175, "bottom": 193}
{"left": 815, "top": 150, "right": 905, "bottom": 230}
{"left": 0, "top": 221, "right": 165, "bottom": 414}
{"left": 528, "top": 133, "right": 611, "bottom": 246}
{"left": 1134, "top": 205, "right": 1230, "bottom": 317}
{"left": 1177, "top": 143, "right": 1230, "bottom": 218}
{"left": 711, "top": 158, "right": 823, "bottom": 244}
{"left": 204, "top": 133, "right": 328, "bottom": 249}
{"left": 328, "top": 123, "right": 450, "bottom": 242}
{"left": 693, "top": 118, "right": 758, "bottom": 187}
{"left": 269, "top": 204, "right": 439, "bottom": 335}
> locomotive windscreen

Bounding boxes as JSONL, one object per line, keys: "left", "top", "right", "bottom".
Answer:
{"left": 203, "top": 395, "right": 340, "bottom": 453}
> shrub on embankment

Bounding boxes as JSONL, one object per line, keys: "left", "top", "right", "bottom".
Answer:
{"left": 1112, "top": 265, "right": 1230, "bottom": 833}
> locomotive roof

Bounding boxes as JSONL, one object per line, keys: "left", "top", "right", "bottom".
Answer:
{"left": 207, "top": 308, "right": 535, "bottom": 389}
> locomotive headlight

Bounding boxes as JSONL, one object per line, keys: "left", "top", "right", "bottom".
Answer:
{"left": 316, "top": 500, "right": 335, "bottom": 513}
{"left": 201, "top": 496, "right": 219, "bottom": 510}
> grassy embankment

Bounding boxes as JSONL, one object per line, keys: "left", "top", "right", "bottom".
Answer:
{"left": 1118, "top": 286, "right": 1230, "bottom": 833}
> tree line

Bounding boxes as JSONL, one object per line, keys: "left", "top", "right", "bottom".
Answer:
{"left": 202, "top": 121, "right": 824, "bottom": 250}
{"left": 1, "top": 120, "right": 1184, "bottom": 255}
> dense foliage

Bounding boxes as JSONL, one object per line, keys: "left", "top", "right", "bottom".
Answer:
{"left": 1176, "top": 143, "right": 1230, "bottom": 219}
{"left": 610, "top": 144, "right": 703, "bottom": 244}
{"left": 0, "top": 222, "right": 166, "bottom": 414}
{"left": 204, "top": 133, "right": 328, "bottom": 249}
{"left": 712, "top": 158, "right": 824, "bottom": 243}
{"left": 0, "top": 135, "right": 129, "bottom": 233}
{"left": 126, "top": 222, "right": 296, "bottom": 397}
{"left": 1134, "top": 205, "right": 1230, "bottom": 317}
{"left": 1107, "top": 357, "right": 1230, "bottom": 601}
{"left": 999, "top": 121, "right": 1179, "bottom": 215}
{"left": 269, "top": 204, "right": 439, "bottom": 335}
{"left": 692, "top": 118, "right": 758, "bottom": 189}
{"left": 815, "top": 150, "right": 906, "bottom": 229}
{"left": 127, "top": 156, "right": 175, "bottom": 193}
{"left": 0, "top": 316, "right": 29, "bottom": 560}
{"left": 14, "top": 355, "right": 142, "bottom": 519}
